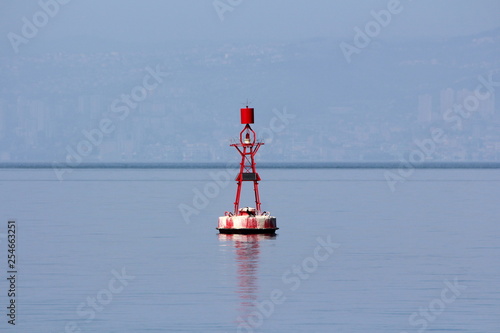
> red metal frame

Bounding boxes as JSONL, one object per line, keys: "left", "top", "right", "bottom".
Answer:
{"left": 231, "top": 123, "right": 264, "bottom": 215}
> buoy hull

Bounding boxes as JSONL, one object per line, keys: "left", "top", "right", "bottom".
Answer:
{"left": 217, "top": 215, "right": 278, "bottom": 234}
{"left": 217, "top": 228, "right": 278, "bottom": 234}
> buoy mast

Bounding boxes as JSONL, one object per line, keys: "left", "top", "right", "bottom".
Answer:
{"left": 232, "top": 106, "right": 263, "bottom": 215}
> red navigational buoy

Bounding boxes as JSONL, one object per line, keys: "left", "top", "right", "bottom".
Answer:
{"left": 217, "top": 106, "right": 278, "bottom": 234}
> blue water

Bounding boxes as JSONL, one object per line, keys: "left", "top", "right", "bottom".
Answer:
{"left": 0, "top": 168, "right": 499, "bottom": 332}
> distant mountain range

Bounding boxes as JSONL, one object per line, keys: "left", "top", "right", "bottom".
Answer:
{"left": 1, "top": 28, "right": 499, "bottom": 163}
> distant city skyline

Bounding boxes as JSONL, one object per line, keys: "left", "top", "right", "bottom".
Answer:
{"left": 1, "top": 30, "right": 499, "bottom": 163}
{"left": 0, "top": 1, "right": 499, "bottom": 164}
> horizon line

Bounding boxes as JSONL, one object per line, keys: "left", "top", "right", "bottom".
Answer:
{"left": 1, "top": 161, "right": 499, "bottom": 169}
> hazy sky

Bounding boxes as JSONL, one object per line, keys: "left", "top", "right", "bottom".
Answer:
{"left": 1, "top": 0, "right": 500, "bottom": 53}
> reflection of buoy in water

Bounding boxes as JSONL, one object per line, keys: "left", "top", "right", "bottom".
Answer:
{"left": 217, "top": 106, "right": 278, "bottom": 234}
{"left": 217, "top": 233, "right": 276, "bottom": 323}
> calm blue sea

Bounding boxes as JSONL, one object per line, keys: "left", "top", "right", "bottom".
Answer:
{"left": 0, "top": 168, "right": 499, "bottom": 332}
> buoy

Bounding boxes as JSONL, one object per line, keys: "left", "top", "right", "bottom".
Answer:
{"left": 217, "top": 106, "right": 278, "bottom": 234}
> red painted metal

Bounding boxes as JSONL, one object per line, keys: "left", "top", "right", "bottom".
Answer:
{"left": 240, "top": 107, "right": 254, "bottom": 124}
{"left": 231, "top": 107, "right": 264, "bottom": 215}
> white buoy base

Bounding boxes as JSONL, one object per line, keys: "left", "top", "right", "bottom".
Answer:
{"left": 217, "top": 213, "right": 278, "bottom": 234}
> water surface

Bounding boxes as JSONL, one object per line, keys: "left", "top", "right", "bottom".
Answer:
{"left": 0, "top": 168, "right": 498, "bottom": 332}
